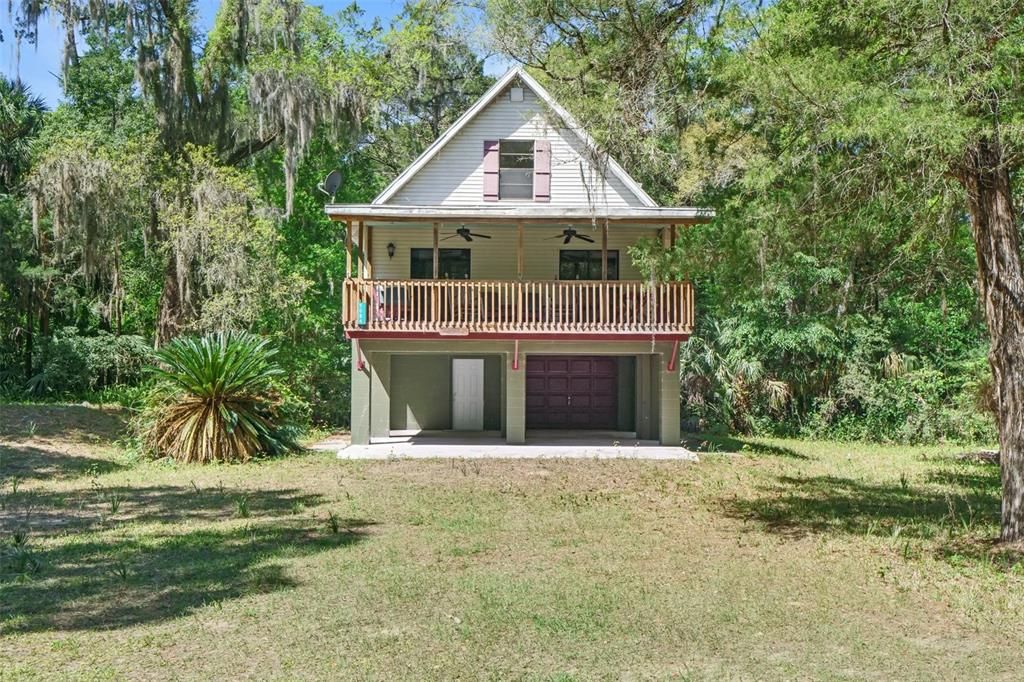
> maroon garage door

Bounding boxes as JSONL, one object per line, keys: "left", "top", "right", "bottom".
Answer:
{"left": 526, "top": 356, "right": 618, "bottom": 429}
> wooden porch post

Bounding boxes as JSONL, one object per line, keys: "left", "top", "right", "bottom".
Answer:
{"left": 345, "top": 219, "right": 352, "bottom": 277}
{"left": 601, "top": 221, "right": 609, "bottom": 280}
{"left": 432, "top": 221, "right": 440, "bottom": 278}
{"left": 517, "top": 221, "right": 524, "bottom": 278}
{"left": 357, "top": 220, "right": 366, "bottom": 278}
{"left": 344, "top": 219, "right": 354, "bottom": 325}
{"left": 669, "top": 223, "right": 677, "bottom": 250}
{"left": 365, "top": 223, "right": 373, "bottom": 279}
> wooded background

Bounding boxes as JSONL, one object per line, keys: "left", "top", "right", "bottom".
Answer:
{"left": 1, "top": 0, "right": 1016, "bottom": 446}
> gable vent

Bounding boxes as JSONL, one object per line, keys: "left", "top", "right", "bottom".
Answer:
{"left": 509, "top": 86, "right": 524, "bottom": 102}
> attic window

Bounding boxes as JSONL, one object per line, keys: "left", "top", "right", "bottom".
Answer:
{"left": 498, "top": 140, "right": 534, "bottom": 200}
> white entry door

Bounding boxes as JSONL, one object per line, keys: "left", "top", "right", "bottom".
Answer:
{"left": 452, "top": 358, "right": 485, "bottom": 431}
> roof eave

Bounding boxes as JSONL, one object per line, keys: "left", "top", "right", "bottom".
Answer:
{"left": 325, "top": 204, "right": 715, "bottom": 224}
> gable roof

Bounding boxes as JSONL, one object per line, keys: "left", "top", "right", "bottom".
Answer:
{"left": 372, "top": 67, "right": 659, "bottom": 207}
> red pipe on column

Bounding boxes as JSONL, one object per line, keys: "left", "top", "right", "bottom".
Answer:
{"left": 667, "top": 339, "right": 680, "bottom": 372}
{"left": 355, "top": 338, "right": 366, "bottom": 371}
{"left": 512, "top": 339, "right": 520, "bottom": 370}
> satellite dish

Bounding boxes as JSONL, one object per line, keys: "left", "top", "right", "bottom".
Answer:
{"left": 317, "top": 169, "right": 343, "bottom": 201}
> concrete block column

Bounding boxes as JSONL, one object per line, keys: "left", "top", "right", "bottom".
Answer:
{"left": 505, "top": 352, "right": 526, "bottom": 444}
{"left": 350, "top": 344, "right": 371, "bottom": 445}
{"left": 658, "top": 350, "right": 681, "bottom": 446}
{"left": 635, "top": 355, "right": 654, "bottom": 440}
{"left": 369, "top": 352, "right": 391, "bottom": 441}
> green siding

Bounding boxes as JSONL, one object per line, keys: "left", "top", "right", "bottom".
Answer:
{"left": 390, "top": 355, "right": 451, "bottom": 430}
{"left": 388, "top": 354, "right": 503, "bottom": 431}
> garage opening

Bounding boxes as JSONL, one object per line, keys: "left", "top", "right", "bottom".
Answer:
{"left": 525, "top": 355, "right": 634, "bottom": 430}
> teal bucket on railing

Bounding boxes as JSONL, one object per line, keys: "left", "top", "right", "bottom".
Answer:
{"left": 357, "top": 301, "right": 368, "bottom": 327}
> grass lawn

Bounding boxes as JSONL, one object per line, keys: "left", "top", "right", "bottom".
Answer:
{"left": 1, "top": 405, "right": 1021, "bottom": 680}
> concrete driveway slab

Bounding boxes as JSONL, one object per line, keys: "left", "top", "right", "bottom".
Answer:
{"left": 336, "top": 434, "right": 698, "bottom": 461}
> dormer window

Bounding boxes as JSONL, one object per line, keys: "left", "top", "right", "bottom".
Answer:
{"left": 498, "top": 140, "right": 534, "bottom": 199}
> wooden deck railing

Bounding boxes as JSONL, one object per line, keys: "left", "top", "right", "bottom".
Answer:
{"left": 342, "top": 279, "right": 694, "bottom": 335}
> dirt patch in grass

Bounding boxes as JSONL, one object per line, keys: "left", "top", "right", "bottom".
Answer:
{"left": 0, "top": 441, "right": 128, "bottom": 483}
{"left": 1, "top": 405, "right": 130, "bottom": 488}
{"left": 0, "top": 404, "right": 127, "bottom": 443}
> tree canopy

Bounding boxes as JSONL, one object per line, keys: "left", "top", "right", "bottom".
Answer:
{"left": 488, "top": 0, "right": 1023, "bottom": 539}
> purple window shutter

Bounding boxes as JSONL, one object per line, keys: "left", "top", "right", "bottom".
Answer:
{"left": 534, "top": 140, "right": 551, "bottom": 202}
{"left": 483, "top": 140, "right": 499, "bottom": 201}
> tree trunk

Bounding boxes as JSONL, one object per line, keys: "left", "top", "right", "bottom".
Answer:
{"left": 23, "top": 280, "right": 34, "bottom": 381}
{"left": 959, "top": 138, "right": 1024, "bottom": 543}
{"left": 155, "top": 254, "right": 186, "bottom": 347}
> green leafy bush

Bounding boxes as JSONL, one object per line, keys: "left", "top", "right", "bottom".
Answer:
{"left": 137, "top": 332, "right": 303, "bottom": 464}
{"left": 681, "top": 307, "right": 996, "bottom": 445}
{"left": 276, "top": 341, "right": 350, "bottom": 428}
{"left": 805, "top": 354, "right": 996, "bottom": 444}
{"left": 24, "top": 328, "right": 153, "bottom": 398}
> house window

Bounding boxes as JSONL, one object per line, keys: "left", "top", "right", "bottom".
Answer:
{"left": 410, "top": 248, "right": 471, "bottom": 279}
{"left": 499, "top": 140, "right": 534, "bottom": 199}
{"left": 559, "top": 250, "right": 619, "bottom": 281}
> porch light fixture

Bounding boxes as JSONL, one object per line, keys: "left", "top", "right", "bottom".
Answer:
{"left": 387, "top": 242, "right": 396, "bottom": 259}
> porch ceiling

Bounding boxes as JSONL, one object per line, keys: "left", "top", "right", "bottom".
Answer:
{"left": 325, "top": 203, "right": 714, "bottom": 225}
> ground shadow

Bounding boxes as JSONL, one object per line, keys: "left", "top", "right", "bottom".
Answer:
{"left": 0, "top": 404, "right": 127, "bottom": 442}
{"left": 0, "top": 516, "right": 372, "bottom": 633}
{"left": 0, "top": 483, "right": 337, "bottom": 535}
{"left": 681, "top": 432, "right": 808, "bottom": 459}
{"left": 0, "top": 443, "right": 129, "bottom": 482}
{"left": 725, "top": 461, "right": 1001, "bottom": 543}
{"left": 923, "top": 467, "right": 999, "bottom": 492}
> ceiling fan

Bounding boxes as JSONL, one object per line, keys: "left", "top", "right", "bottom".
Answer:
{"left": 442, "top": 225, "right": 492, "bottom": 242}
{"left": 547, "top": 227, "right": 595, "bottom": 244}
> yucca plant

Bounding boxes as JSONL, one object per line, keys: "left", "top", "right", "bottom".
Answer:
{"left": 140, "top": 332, "right": 299, "bottom": 464}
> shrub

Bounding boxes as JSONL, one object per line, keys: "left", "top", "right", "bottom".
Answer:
{"left": 802, "top": 359, "right": 996, "bottom": 444}
{"left": 681, "top": 311, "right": 995, "bottom": 445}
{"left": 138, "top": 332, "right": 301, "bottom": 463}
{"left": 24, "top": 328, "right": 153, "bottom": 398}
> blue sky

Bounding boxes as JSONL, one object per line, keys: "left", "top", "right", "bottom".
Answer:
{"left": 0, "top": 0, "right": 500, "bottom": 108}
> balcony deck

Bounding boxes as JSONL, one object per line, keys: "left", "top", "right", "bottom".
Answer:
{"left": 343, "top": 278, "right": 694, "bottom": 338}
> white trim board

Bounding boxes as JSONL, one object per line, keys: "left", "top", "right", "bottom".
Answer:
{"left": 325, "top": 204, "right": 715, "bottom": 223}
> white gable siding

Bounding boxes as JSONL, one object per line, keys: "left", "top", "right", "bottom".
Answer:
{"left": 366, "top": 223, "right": 660, "bottom": 281}
{"left": 387, "top": 86, "right": 646, "bottom": 208}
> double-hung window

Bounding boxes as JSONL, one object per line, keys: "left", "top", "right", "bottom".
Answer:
{"left": 410, "top": 248, "right": 471, "bottom": 280}
{"left": 558, "top": 250, "right": 619, "bottom": 281}
{"left": 498, "top": 140, "right": 534, "bottom": 199}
